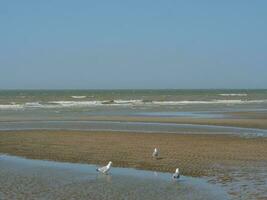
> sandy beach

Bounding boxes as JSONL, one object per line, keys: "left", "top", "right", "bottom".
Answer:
{"left": 0, "top": 91, "right": 267, "bottom": 199}
{"left": 0, "top": 130, "right": 266, "bottom": 175}
{"left": 1, "top": 128, "right": 267, "bottom": 199}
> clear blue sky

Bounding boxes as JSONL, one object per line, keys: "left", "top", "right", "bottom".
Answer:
{"left": 1, "top": 1, "right": 266, "bottom": 89}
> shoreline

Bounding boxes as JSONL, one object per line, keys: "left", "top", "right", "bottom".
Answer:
{"left": 1, "top": 130, "right": 267, "bottom": 199}
{"left": 78, "top": 115, "right": 267, "bottom": 130}
{"left": 1, "top": 115, "right": 267, "bottom": 130}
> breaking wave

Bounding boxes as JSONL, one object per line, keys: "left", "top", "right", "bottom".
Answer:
{"left": 219, "top": 93, "right": 248, "bottom": 96}
{"left": 71, "top": 96, "right": 87, "bottom": 99}
{"left": 0, "top": 99, "right": 267, "bottom": 110}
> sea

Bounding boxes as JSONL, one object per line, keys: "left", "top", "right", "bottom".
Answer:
{"left": 0, "top": 89, "right": 266, "bottom": 117}
{"left": 0, "top": 89, "right": 266, "bottom": 136}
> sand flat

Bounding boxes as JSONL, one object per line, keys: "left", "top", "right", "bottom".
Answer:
{"left": 0, "top": 130, "right": 266, "bottom": 176}
{"left": 0, "top": 130, "right": 267, "bottom": 199}
{"left": 79, "top": 115, "right": 267, "bottom": 129}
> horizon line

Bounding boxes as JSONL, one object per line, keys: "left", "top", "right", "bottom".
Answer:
{"left": 0, "top": 88, "right": 266, "bottom": 91}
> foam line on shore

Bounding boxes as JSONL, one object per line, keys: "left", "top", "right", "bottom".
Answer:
{"left": 1, "top": 99, "right": 267, "bottom": 110}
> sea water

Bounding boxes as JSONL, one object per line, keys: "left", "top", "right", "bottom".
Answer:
{"left": 0, "top": 154, "right": 229, "bottom": 200}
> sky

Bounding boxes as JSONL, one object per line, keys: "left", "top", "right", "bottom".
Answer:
{"left": 0, "top": 1, "right": 267, "bottom": 89}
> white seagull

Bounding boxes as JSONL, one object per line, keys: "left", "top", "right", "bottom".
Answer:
{"left": 96, "top": 161, "right": 112, "bottom": 174}
{"left": 152, "top": 148, "right": 159, "bottom": 159}
{"left": 172, "top": 168, "right": 180, "bottom": 179}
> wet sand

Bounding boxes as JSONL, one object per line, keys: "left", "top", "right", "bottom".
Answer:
{"left": 1, "top": 120, "right": 266, "bottom": 137}
{"left": 1, "top": 130, "right": 267, "bottom": 199}
{"left": 79, "top": 115, "right": 267, "bottom": 129}
{"left": 228, "top": 111, "right": 267, "bottom": 119}
{"left": 0, "top": 155, "right": 229, "bottom": 200}
{"left": 1, "top": 111, "right": 267, "bottom": 129}
{"left": 0, "top": 130, "right": 266, "bottom": 176}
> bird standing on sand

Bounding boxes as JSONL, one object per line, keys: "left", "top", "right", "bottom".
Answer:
{"left": 172, "top": 168, "right": 180, "bottom": 179}
{"left": 152, "top": 148, "right": 159, "bottom": 159}
{"left": 96, "top": 161, "right": 112, "bottom": 174}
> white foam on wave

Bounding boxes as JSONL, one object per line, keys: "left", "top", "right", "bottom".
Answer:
{"left": 24, "top": 102, "right": 43, "bottom": 108}
{"left": 0, "top": 104, "right": 24, "bottom": 110}
{"left": 0, "top": 103, "right": 60, "bottom": 110}
{"left": 219, "top": 93, "right": 248, "bottom": 96}
{"left": 152, "top": 99, "right": 267, "bottom": 105}
{"left": 49, "top": 101, "right": 103, "bottom": 107}
{"left": 0, "top": 99, "right": 267, "bottom": 110}
{"left": 113, "top": 99, "right": 143, "bottom": 105}
{"left": 24, "top": 102, "right": 59, "bottom": 109}
{"left": 71, "top": 96, "right": 87, "bottom": 99}
{"left": 0, "top": 102, "right": 58, "bottom": 110}
{"left": 152, "top": 100, "right": 241, "bottom": 105}
{"left": 49, "top": 100, "right": 144, "bottom": 107}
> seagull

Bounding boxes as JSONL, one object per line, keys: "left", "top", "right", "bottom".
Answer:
{"left": 96, "top": 161, "right": 112, "bottom": 174}
{"left": 152, "top": 148, "right": 159, "bottom": 159}
{"left": 172, "top": 168, "right": 180, "bottom": 179}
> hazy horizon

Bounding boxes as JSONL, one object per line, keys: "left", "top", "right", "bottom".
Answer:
{"left": 0, "top": 88, "right": 266, "bottom": 91}
{"left": 1, "top": 1, "right": 267, "bottom": 89}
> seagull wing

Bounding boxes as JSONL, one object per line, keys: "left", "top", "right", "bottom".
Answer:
{"left": 97, "top": 165, "right": 108, "bottom": 173}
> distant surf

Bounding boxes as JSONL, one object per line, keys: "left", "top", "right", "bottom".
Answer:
{"left": 1, "top": 99, "right": 267, "bottom": 110}
{"left": 71, "top": 96, "right": 87, "bottom": 99}
{"left": 219, "top": 93, "right": 248, "bottom": 96}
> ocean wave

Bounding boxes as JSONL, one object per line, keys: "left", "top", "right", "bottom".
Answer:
{"left": 219, "top": 93, "right": 247, "bottom": 96}
{"left": 49, "top": 101, "right": 103, "bottom": 107}
{"left": 49, "top": 100, "right": 144, "bottom": 107}
{"left": 0, "top": 104, "right": 24, "bottom": 110}
{"left": 24, "top": 102, "right": 44, "bottom": 108}
{"left": 113, "top": 100, "right": 143, "bottom": 104}
{"left": 152, "top": 99, "right": 267, "bottom": 105}
{"left": 0, "top": 99, "right": 267, "bottom": 110}
{"left": 71, "top": 96, "right": 87, "bottom": 99}
{"left": 151, "top": 100, "right": 232, "bottom": 105}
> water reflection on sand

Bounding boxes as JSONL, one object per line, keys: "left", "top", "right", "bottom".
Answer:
{"left": 0, "top": 120, "right": 266, "bottom": 137}
{"left": 0, "top": 155, "right": 229, "bottom": 200}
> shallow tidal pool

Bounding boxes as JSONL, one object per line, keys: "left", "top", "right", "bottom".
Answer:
{"left": 0, "top": 154, "right": 229, "bottom": 200}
